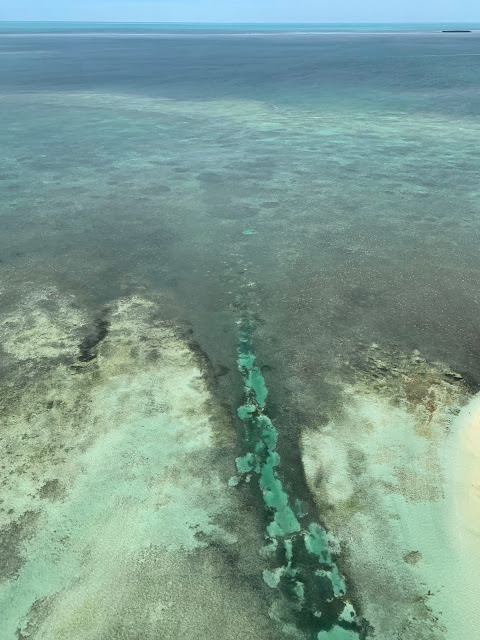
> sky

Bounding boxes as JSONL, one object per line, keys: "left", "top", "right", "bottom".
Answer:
{"left": 1, "top": 0, "right": 479, "bottom": 23}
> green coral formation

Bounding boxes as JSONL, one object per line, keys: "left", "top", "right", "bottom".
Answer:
{"left": 234, "top": 321, "right": 361, "bottom": 639}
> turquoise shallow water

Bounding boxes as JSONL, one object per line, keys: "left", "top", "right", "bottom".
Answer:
{"left": 1, "top": 22, "right": 480, "bottom": 640}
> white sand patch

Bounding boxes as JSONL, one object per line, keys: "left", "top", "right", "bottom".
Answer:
{"left": 448, "top": 394, "right": 480, "bottom": 553}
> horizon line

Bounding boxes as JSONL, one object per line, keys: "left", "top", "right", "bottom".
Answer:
{"left": 1, "top": 20, "right": 478, "bottom": 25}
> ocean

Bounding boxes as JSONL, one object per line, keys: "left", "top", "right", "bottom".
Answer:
{"left": 1, "top": 22, "right": 479, "bottom": 640}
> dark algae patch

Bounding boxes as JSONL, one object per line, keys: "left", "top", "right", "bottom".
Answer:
{"left": 77, "top": 317, "right": 110, "bottom": 363}
{"left": 37, "top": 479, "right": 66, "bottom": 502}
{"left": 232, "top": 319, "right": 366, "bottom": 639}
{"left": 0, "top": 512, "right": 39, "bottom": 584}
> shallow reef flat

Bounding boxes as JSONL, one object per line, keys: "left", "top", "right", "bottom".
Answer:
{"left": 1, "top": 283, "right": 478, "bottom": 640}
{"left": 0, "top": 287, "right": 281, "bottom": 640}
{"left": 2, "top": 89, "right": 480, "bottom": 388}
{"left": 301, "top": 343, "right": 479, "bottom": 639}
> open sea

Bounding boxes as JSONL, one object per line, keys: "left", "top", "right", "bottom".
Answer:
{"left": 1, "top": 22, "right": 480, "bottom": 640}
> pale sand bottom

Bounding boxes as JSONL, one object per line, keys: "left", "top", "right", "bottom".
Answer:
{"left": 0, "top": 291, "right": 275, "bottom": 640}
{"left": 301, "top": 358, "right": 479, "bottom": 640}
{"left": 449, "top": 394, "right": 480, "bottom": 555}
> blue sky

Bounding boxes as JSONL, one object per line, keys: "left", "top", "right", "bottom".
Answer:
{"left": 1, "top": 1, "right": 479, "bottom": 23}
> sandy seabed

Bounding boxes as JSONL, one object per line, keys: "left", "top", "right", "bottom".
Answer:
{"left": 301, "top": 345, "right": 480, "bottom": 640}
{"left": 449, "top": 395, "right": 480, "bottom": 554}
{"left": 0, "top": 287, "right": 278, "bottom": 640}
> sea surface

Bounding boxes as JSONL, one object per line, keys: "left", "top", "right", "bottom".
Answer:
{"left": 1, "top": 22, "right": 480, "bottom": 640}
